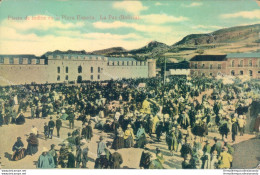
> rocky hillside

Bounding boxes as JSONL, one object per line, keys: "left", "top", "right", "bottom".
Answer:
{"left": 129, "top": 41, "right": 170, "bottom": 55}
{"left": 91, "top": 47, "right": 127, "bottom": 55}
{"left": 174, "top": 24, "right": 260, "bottom": 46}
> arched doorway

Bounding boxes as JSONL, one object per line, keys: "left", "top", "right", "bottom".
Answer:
{"left": 77, "top": 76, "right": 82, "bottom": 83}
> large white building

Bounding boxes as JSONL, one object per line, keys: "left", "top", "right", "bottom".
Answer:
{"left": 0, "top": 54, "right": 156, "bottom": 86}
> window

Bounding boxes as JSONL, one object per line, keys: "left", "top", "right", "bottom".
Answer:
{"left": 65, "top": 75, "right": 69, "bottom": 80}
{"left": 218, "top": 64, "right": 221, "bottom": 69}
{"left": 36, "top": 59, "right": 40, "bottom": 64}
{"left": 202, "top": 64, "right": 205, "bottom": 68}
{"left": 249, "top": 60, "right": 252, "bottom": 67}
{"left": 98, "top": 67, "right": 101, "bottom": 73}
{"left": 210, "top": 64, "right": 213, "bottom": 69}
{"left": 231, "top": 70, "right": 235, "bottom": 76}
{"left": 57, "top": 75, "right": 60, "bottom": 81}
{"left": 240, "top": 70, "right": 243, "bottom": 75}
{"left": 209, "top": 73, "right": 213, "bottom": 76}
{"left": 239, "top": 60, "right": 243, "bottom": 67}
{"left": 78, "top": 66, "right": 82, "bottom": 73}
{"left": 231, "top": 60, "right": 234, "bottom": 67}
{"left": 91, "top": 67, "right": 93, "bottom": 73}
{"left": 28, "top": 59, "right": 31, "bottom": 64}
{"left": 122, "top": 61, "right": 124, "bottom": 66}
{"left": 57, "top": 67, "right": 60, "bottom": 73}
{"left": 0, "top": 57, "right": 3, "bottom": 63}
{"left": 195, "top": 64, "right": 198, "bottom": 69}
{"left": 90, "top": 75, "right": 93, "bottom": 80}
{"left": 98, "top": 75, "right": 100, "bottom": 79}
{"left": 66, "top": 66, "right": 69, "bottom": 73}
{"left": 249, "top": 70, "right": 253, "bottom": 76}
{"left": 258, "top": 71, "right": 260, "bottom": 74}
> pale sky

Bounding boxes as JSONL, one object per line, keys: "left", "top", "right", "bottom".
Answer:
{"left": 0, "top": 0, "right": 259, "bottom": 56}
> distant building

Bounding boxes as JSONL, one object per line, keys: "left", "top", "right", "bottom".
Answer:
{"left": 0, "top": 54, "right": 156, "bottom": 86}
{"left": 165, "top": 61, "right": 190, "bottom": 76}
{"left": 190, "top": 53, "right": 260, "bottom": 79}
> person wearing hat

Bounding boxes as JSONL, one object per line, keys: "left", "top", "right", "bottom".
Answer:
{"left": 55, "top": 116, "right": 62, "bottom": 138}
{"left": 110, "top": 151, "right": 123, "bottom": 169}
{"left": 218, "top": 147, "right": 233, "bottom": 169}
{"left": 124, "top": 124, "right": 135, "bottom": 148}
{"left": 11, "top": 137, "right": 25, "bottom": 161}
{"left": 210, "top": 137, "right": 222, "bottom": 156}
{"left": 81, "top": 122, "right": 93, "bottom": 142}
{"left": 180, "top": 138, "right": 192, "bottom": 159}
{"left": 210, "top": 150, "right": 219, "bottom": 169}
{"left": 238, "top": 115, "right": 246, "bottom": 136}
{"left": 182, "top": 154, "right": 192, "bottom": 169}
{"left": 75, "top": 144, "right": 82, "bottom": 168}
{"left": 82, "top": 146, "right": 89, "bottom": 168}
{"left": 231, "top": 119, "right": 239, "bottom": 143}
{"left": 30, "top": 104, "right": 35, "bottom": 119}
{"left": 202, "top": 140, "right": 211, "bottom": 169}
{"left": 37, "top": 147, "right": 55, "bottom": 168}
{"left": 166, "top": 127, "right": 178, "bottom": 156}
{"left": 43, "top": 122, "right": 49, "bottom": 140}
{"left": 26, "top": 133, "right": 39, "bottom": 156}
{"left": 67, "top": 108, "right": 75, "bottom": 129}
{"left": 96, "top": 136, "right": 109, "bottom": 168}
{"left": 175, "top": 125, "right": 183, "bottom": 152}
{"left": 97, "top": 136, "right": 107, "bottom": 158}
{"left": 135, "top": 124, "right": 147, "bottom": 148}
{"left": 48, "top": 117, "right": 55, "bottom": 139}
{"left": 48, "top": 144, "right": 58, "bottom": 168}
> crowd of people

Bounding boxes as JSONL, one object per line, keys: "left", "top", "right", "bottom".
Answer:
{"left": 0, "top": 76, "right": 259, "bottom": 169}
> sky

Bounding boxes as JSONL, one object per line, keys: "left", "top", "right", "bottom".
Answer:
{"left": 0, "top": 0, "right": 259, "bottom": 56}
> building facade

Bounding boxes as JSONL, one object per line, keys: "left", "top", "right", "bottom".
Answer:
{"left": 0, "top": 54, "right": 156, "bottom": 86}
{"left": 190, "top": 53, "right": 260, "bottom": 79}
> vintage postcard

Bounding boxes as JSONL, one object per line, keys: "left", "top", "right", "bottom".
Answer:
{"left": 0, "top": 0, "right": 260, "bottom": 173}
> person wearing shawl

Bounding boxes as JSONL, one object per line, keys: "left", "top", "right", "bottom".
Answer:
{"left": 136, "top": 125, "right": 147, "bottom": 148}
{"left": 15, "top": 112, "right": 25, "bottom": 125}
{"left": 140, "top": 99, "right": 151, "bottom": 115}
{"left": 166, "top": 127, "right": 178, "bottom": 156}
{"left": 112, "top": 127, "right": 125, "bottom": 150}
{"left": 26, "top": 133, "right": 39, "bottom": 155}
{"left": 218, "top": 147, "right": 233, "bottom": 169}
{"left": 81, "top": 122, "right": 93, "bottom": 142}
{"left": 48, "top": 144, "right": 58, "bottom": 168}
{"left": 11, "top": 137, "right": 26, "bottom": 161}
{"left": 37, "top": 147, "right": 55, "bottom": 169}
{"left": 202, "top": 140, "right": 211, "bottom": 169}
{"left": 110, "top": 152, "right": 123, "bottom": 169}
{"left": 124, "top": 124, "right": 135, "bottom": 148}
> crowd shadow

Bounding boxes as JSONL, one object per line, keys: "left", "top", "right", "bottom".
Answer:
{"left": 4, "top": 152, "right": 12, "bottom": 161}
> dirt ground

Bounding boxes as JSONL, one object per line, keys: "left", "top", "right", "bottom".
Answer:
{"left": 0, "top": 108, "right": 257, "bottom": 169}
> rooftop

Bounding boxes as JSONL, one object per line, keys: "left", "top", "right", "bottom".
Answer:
{"left": 165, "top": 61, "right": 190, "bottom": 70}
{"left": 107, "top": 57, "right": 136, "bottom": 62}
{"left": 190, "top": 55, "right": 227, "bottom": 61}
{"left": 226, "top": 52, "right": 260, "bottom": 58}
{"left": 0, "top": 55, "right": 40, "bottom": 59}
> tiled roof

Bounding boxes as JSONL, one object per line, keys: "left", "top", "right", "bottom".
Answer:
{"left": 190, "top": 55, "right": 227, "bottom": 61}
{"left": 227, "top": 52, "right": 260, "bottom": 58}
